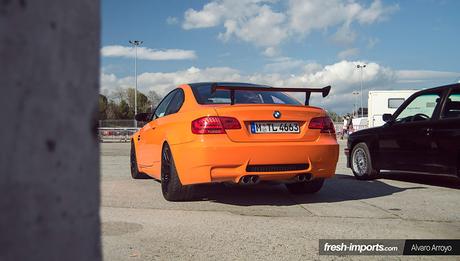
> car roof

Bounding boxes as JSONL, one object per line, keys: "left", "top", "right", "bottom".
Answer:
{"left": 413, "top": 82, "right": 459, "bottom": 95}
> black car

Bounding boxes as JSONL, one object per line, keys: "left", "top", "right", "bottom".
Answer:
{"left": 346, "top": 83, "right": 460, "bottom": 179}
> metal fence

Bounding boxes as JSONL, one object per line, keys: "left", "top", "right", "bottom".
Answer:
{"left": 98, "top": 127, "right": 138, "bottom": 142}
{"left": 99, "top": 120, "right": 136, "bottom": 128}
{"left": 99, "top": 120, "right": 145, "bottom": 142}
{"left": 334, "top": 123, "right": 368, "bottom": 138}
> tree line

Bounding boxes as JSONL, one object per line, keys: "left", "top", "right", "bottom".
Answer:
{"left": 99, "top": 88, "right": 162, "bottom": 120}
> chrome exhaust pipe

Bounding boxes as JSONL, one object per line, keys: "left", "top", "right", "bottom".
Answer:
{"left": 239, "top": 175, "right": 259, "bottom": 184}
{"left": 297, "top": 174, "right": 306, "bottom": 182}
{"left": 240, "top": 176, "right": 251, "bottom": 184}
{"left": 296, "top": 174, "right": 313, "bottom": 182}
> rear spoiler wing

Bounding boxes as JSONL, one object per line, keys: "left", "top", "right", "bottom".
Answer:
{"left": 211, "top": 84, "right": 331, "bottom": 105}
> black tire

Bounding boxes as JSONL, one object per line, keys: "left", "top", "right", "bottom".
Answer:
{"left": 161, "top": 143, "right": 194, "bottom": 201}
{"left": 130, "top": 141, "right": 148, "bottom": 179}
{"left": 285, "top": 178, "right": 324, "bottom": 194}
{"left": 350, "top": 142, "right": 379, "bottom": 180}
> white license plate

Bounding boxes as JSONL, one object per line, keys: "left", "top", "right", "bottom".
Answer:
{"left": 250, "top": 122, "right": 300, "bottom": 134}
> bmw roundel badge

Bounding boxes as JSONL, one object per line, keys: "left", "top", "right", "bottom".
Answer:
{"left": 273, "top": 110, "right": 281, "bottom": 119}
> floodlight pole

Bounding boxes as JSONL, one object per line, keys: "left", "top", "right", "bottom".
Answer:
{"left": 129, "top": 40, "right": 143, "bottom": 127}
{"left": 356, "top": 64, "right": 366, "bottom": 118}
{"left": 352, "top": 91, "right": 359, "bottom": 117}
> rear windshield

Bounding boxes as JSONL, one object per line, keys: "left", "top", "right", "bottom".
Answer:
{"left": 191, "top": 84, "right": 302, "bottom": 105}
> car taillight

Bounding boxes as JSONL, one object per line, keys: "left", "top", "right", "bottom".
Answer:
{"left": 308, "top": 116, "right": 335, "bottom": 133}
{"left": 191, "top": 116, "right": 241, "bottom": 134}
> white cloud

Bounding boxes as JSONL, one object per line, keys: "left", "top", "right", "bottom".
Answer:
{"left": 331, "top": 24, "right": 356, "bottom": 45}
{"left": 264, "top": 57, "right": 306, "bottom": 72}
{"left": 101, "top": 61, "right": 459, "bottom": 113}
{"left": 181, "top": 0, "right": 398, "bottom": 54}
{"left": 288, "top": 0, "right": 359, "bottom": 34}
{"left": 367, "top": 37, "right": 379, "bottom": 49}
{"left": 166, "top": 16, "right": 179, "bottom": 25}
{"left": 219, "top": 5, "right": 287, "bottom": 48}
{"left": 357, "top": 0, "right": 399, "bottom": 24}
{"left": 101, "top": 45, "right": 197, "bottom": 61}
{"left": 262, "top": 47, "right": 279, "bottom": 57}
{"left": 182, "top": 1, "right": 225, "bottom": 29}
{"left": 338, "top": 48, "right": 359, "bottom": 59}
{"left": 183, "top": 0, "right": 287, "bottom": 50}
{"left": 101, "top": 66, "right": 242, "bottom": 96}
{"left": 396, "top": 70, "right": 460, "bottom": 83}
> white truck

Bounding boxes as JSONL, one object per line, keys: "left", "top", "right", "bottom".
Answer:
{"left": 367, "top": 90, "right": 418, "bottom": 127}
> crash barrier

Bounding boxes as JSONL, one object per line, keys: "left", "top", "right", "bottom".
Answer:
{"left": 98, "top": 127, "right": 139, "bottom": 142}
{"left": 98, "top": 120, "right": 146, "bottom": 142}
{"left": 352, "top": 124, "right": 369, "bottom": 132}
{"left": 99, "top": 119, "right": 137, "bottom": 128}
{"left": 335, "top": 123, "right": 368, "bottom": 138}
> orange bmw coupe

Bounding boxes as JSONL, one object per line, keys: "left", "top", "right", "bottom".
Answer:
{"left": 131, "top": 82, "right": 339, "bottom": 201}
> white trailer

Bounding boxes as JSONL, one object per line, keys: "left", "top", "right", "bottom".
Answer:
{"left": 368, "top": 90, "right": 418, "bottom": 127}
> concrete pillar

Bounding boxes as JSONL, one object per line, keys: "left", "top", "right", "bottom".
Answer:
{"left": 0, "top": 1, "right": 101, "bottom": 260}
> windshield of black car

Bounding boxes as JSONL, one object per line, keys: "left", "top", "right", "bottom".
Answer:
{"left": 394, "top": 93, "right": 441, "bottom": 123}
{"left": 192, "top": 85, "right": 302, "bottom": 105}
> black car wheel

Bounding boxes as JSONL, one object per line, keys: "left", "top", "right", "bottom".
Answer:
{"left": 161, "top": 144, "right": 194, "bottom": 201}
{"left": 130, "top": 141, "right": 148, "bottom": 179}
{"left": 351, "top": 142, "right": 378, "bottom": 180}
{"left": 285, "top": 178, "right": 324, "bottom": 194}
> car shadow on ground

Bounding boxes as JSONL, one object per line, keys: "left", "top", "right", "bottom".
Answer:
{"left": 376, "top": 172, "right": 460, "bottom": 189}
{"left": 194, "top": 174, "right": 426, "bottom": 206}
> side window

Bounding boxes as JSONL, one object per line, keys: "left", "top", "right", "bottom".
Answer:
{"left": 442, "top": 89, "right": 460, "bottom": 119}
{"left": 154, "top": 90, "right": 177, "bottom": 119}
{"left": 395, "top": 92, "right": 442, "bottom": 123}
{"left": 165, "top": 89, "right": 185, "bottom": 116}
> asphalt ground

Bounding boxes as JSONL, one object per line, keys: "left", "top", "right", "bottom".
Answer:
{"left": 101, "top": 139, "right": 460, "bottom": 260}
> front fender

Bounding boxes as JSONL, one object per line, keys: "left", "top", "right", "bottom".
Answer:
{"left": 348, "top": 133, "right": 380, "bottom": 170}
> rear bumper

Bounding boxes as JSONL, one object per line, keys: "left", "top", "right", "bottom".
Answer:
{"left": 171, "top": 135, "right": 339, "bottom": 185}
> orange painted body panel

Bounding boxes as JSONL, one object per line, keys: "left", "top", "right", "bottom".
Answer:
{"left": 133, "top": 84, "right": 339, "bottom": 185}
{"left": 170, "top": 134, "right": 338, "bottom": 184}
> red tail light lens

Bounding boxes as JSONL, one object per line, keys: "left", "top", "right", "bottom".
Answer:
{"left": 191, "top": 116, "right": 241, "bottom": 134}
{"left": 308, "top": 116, "right": 335, "bottom": 133}
{"left": 219, "top": 117, "right": 242, "bottom": 129}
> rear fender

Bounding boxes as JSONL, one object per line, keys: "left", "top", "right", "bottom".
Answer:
{"left": 131, "top": 132, "right": 140, "bottom": 148}
{"left": 166, "top": 140, "right": 212, "bottom": 185}
{"left": 163, "top": 107, "right": 218, "bottom": 145}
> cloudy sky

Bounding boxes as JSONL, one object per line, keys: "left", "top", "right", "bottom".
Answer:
{"left": 101, "top": 0, "right": 460, "bottom": 113}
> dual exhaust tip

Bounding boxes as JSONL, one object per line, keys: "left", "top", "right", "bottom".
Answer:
{"left": 239, "top": 175, "right": 259, "bottom": 185}
{"left": 239, "top": 173, "right": 312, "bottom": 184}
{"left": 296, "top": 173, "right": 312, "bottom": 182}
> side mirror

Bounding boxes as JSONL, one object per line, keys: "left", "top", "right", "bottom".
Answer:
{"left": 135, "top": 112, "right": 152, "bottom": 122}
{"left": 382, "top": 113, "right": 392, "bottom": 122}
